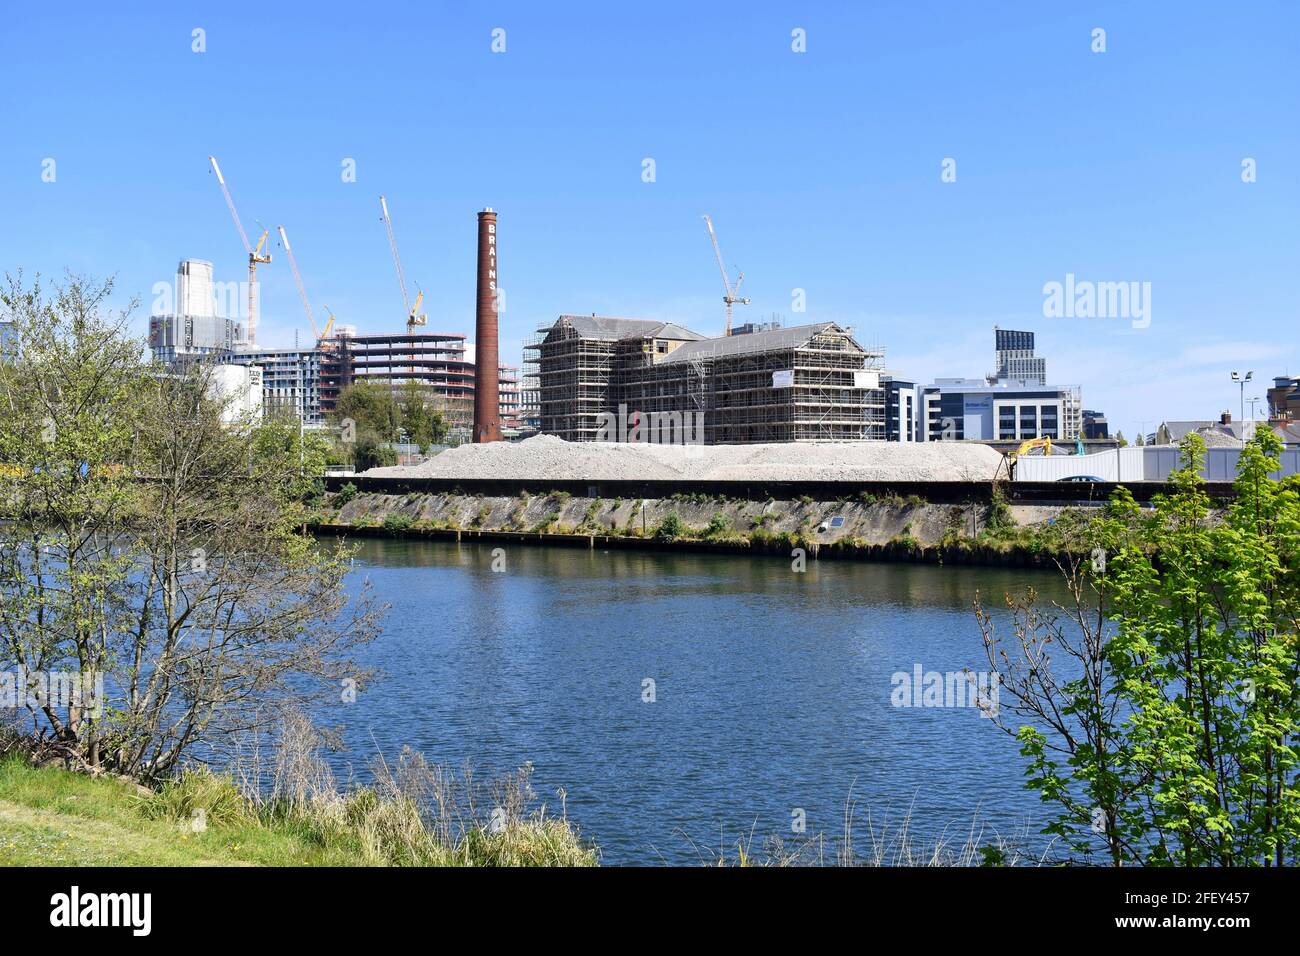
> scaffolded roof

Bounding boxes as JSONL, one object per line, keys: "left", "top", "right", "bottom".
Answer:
{"left": 657, "top": 322, "right": 875, "bottom": 365}
{"left": 554, "top": 315, "right": 705, "bottom": 342}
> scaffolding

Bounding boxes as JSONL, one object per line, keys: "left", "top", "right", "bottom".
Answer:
{"left": 527, "top": 317, "right": 887, "bottom": 443}
{"left": 526, "top": 320, "right": 619, "bottom": 441}
{"left": 319, "top": 330, "right": 475, "bottom": 429}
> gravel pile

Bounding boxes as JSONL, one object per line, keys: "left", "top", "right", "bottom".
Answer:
{"left": 1194, "top": 429, "right": 1243, "bottom": 449}
{"left": 364, "top": 435, "right": 1004, "bottom": 482}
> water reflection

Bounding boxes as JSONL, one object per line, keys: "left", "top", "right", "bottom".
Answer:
{"left": 327, "top": 536, "right": 1065, "bottom": 864}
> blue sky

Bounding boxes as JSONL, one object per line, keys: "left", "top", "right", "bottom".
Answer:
{"left": 1, "top": 1, "right": 1296, "bottom": 438}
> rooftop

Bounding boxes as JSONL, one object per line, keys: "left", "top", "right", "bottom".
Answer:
{"left": 656, "top": 322, "right": 873, "bottom": 365}
{"left": 1158, "top": 420, "right": 1255, "bottom": 444}
{"left": 925, "top": 378, "right": 1072, "bottom": 393}
{"left": 1274, "top": 423, "right": 1300, "bottom": 445}
{"left": 327, "top": 331, "right": 469, "bottom": 345}
{"left": 553, "top": 315, "right": 705, "bottom": 342}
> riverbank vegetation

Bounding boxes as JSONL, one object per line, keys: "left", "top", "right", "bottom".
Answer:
{"left": 0, "top": 274, "right": 595, "bottom": 867}
{"left": 0, "top": 716, "right": 595, "bottom": 866}
{"left": 977, "top": 432, "right": 1300, "bottom": 866}
{"left": 0, "top": 274, "right": 379, "bottom": 778}
{"left": 5, "top": 735, "right": 1033, "bottom": 867}
{"left": 318, "top": 483, "right": 1088, "bottom": 562}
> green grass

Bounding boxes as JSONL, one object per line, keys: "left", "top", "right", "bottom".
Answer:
{"left": 0, "top": 758, "right": 363, "bottom": 866}
{"left": 0, "top": 757, "right": 597, "bottom": 867}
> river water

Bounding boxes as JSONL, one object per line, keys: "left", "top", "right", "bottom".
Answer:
{"left": 329, "top": 537, "right": 1064, "bottom": 865}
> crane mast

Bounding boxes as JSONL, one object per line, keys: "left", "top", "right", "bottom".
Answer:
{"left": 702, "top": 215, "right": 749, "bottom": 336}
{"left": 209, "top": 156, "right": 271, "bottom": 346}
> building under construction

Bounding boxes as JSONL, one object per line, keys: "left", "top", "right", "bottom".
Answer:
{"left": 526, "top": 316, "right": 886, "bottom": 443}
{"left": 317, "top": 329, "right": 519, "bottom": 433}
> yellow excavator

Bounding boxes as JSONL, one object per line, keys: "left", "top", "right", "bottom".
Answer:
{"left": 999, "top": 436, "right": 1053, "bottom": 481}
{"left": 1012, "top": 436, "right": 1053, "bottom": 459}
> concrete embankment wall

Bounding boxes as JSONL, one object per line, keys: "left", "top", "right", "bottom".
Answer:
{"left": 314, "top": 489, "right": 1074, "bottom": 568}
{"left": 323, "top": 474, "right": 1236, "bottom": 503}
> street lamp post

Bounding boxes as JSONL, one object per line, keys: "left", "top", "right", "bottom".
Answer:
{"left": 297, "top": 355, "right": 306, "bottom": 476}
{"left": 1230, "top": 371, "right": 1253, "bottom": 446}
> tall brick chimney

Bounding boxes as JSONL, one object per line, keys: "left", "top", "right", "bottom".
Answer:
{"left": 473, "top": 208, "right": 502, "bottom": 443}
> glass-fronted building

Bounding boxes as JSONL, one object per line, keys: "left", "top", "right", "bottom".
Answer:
{"left": 920, "top": 378, "right": 1082, "bottom": 442}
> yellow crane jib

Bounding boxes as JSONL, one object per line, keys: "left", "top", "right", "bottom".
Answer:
{"left": 209, "top": 155, "right": 270, "bottom": 345}
{"left": 408, "top": 289, "right": 427, "bottom": 330}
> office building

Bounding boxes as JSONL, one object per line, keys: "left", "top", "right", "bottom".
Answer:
{"left": 989, "top": 327, "right": 1047, "bottom": 386}
{"left": 920, "top": 379, "right": 1082, "bottom": 441}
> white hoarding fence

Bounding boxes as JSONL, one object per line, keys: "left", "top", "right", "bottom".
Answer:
{"left": 1014, "top": 446, "right": 1300, "bottom": 482}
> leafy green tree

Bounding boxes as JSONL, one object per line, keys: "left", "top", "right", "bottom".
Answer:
{"left": 250, "top": 416, "right": 332, "bottom": 504}
{"left": 0, "top": 274, "right": 380, "bottom": 778}
{"left": 398, "top": 379, "right": 448, "bottom": 453}
{"left": 332, "top": 380, "right": 415, "bottom": 470}
{"left": 0, "top": 275, "right": 144, "bottom": 769}
{"left": 977, "top": 431, "right": 1300, "bottom": 865}
{"left": 353, "top": 431, "right": 397, "bottom": 471}
{"left": 333, "top": 380, "right": 401, "bottom": 442}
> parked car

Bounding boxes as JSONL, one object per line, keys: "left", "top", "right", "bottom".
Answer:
{"left": 1057, "top": 474, "right": 1105, "bottom": 482}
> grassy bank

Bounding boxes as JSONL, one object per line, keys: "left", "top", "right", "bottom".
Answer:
{"left": 1, "top": 757, "right": 1041, "bottom": 867}
{"left": 0, "top": 751, "right": 596, "bottom": 867}
{"left": 0, "top": 758, "right": 348, "bottom": 866}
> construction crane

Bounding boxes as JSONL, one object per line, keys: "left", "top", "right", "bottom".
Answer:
{"left": 410, "top": 288, "right": 425, "bottom": 331}
{"left": 319, "top": 305, "right": 337, "bottom": 341}
{"left": 276, "top": 225, "right": 321, "bottom": 342}
{"left": 209, "top": 156, "right": 271, "bottom": 346}
{"left": 702, "top": 214, "right": 749, "bottom": 336}
{"left": 379, "top": 195, "right": 427, "bottom": 335}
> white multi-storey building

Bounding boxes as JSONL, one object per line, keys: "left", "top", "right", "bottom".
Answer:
{"left": 149, "top": 259, "right": 245, "bottom": 364}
